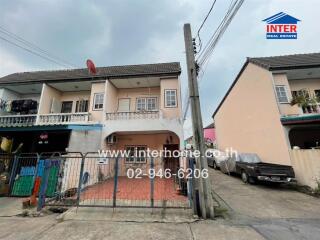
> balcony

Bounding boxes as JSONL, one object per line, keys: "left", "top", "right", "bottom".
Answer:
{"left": 106, "top": 111, "right": 160, "bottom": 120}
{"left": 0, "top": 115, "right": 37, "bottom": 127}
{"left": 38, "top": 113, "right": 90, "bottom": 125}
{"left": 0, "top": 113, "right": 90, "bottom": 127}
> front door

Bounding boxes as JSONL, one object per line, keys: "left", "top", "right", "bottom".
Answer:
{"left": 163, "top": 144, "right": 179, "bottom": 173}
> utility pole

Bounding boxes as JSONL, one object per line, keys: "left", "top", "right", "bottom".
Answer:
{"left": 184, "top": 23, "right": 214, "bottom": 219}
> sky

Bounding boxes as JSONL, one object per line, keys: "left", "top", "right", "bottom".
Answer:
{"left": 0, "top": 0, "right": 319, "bottom": 138}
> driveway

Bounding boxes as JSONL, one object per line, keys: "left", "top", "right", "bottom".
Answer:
{"left": 210, "top": 168, "right": 320, "bottom": 239}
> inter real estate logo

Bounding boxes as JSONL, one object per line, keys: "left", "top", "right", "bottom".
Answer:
{"left": 262, "top": 12, "right": 300, "bottom": 39}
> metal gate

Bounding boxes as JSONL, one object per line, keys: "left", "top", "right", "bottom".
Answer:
{"left": 6, "top": 152, "right": 193, "bottom": 210}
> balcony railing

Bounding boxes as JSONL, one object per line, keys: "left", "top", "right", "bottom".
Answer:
{"left": 106, "top": 111, "right": 160, "bottom": 120}
{"left": 0, "top": 114, "right": 37, "bottom": 127}
{"left": 38, "top": 113, "right": 90, "bottom": 125}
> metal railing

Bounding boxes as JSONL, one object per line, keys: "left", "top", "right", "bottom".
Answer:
{"left": 106, "top": 111, "right": 160, "bottom": 120}
{"left": 38, "top": 113, "right": 90, "bottom": 125}
{"left": 0, "top": 114, "right": 37, "bottom": 127}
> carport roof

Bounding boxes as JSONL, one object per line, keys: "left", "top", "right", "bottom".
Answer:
{"left": 281, "top": 114, "right": 320, "bottom": 125}
{"left": 0, "top": 62, "right": 181, "bottom": 85}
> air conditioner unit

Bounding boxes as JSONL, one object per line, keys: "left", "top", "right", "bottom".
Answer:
{"left": 106, "top": 134, "right": 117, "bottom": 145}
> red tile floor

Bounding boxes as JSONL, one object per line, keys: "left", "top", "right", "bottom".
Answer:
{"left": 80, "top": 177, "right": 187, "bottom": 202}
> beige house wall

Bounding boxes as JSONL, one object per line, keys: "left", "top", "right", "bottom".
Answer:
{"left": 105, "top": 81, "right": 118, "bottom": 113}
{"left": 160, "top": 78, "right": 181, "bottom": 119}
{"left": 214, "top": 63, "right": 292, "bottom": 165}
{"left": 38, "top": 83, "right": 61, "bottom": 114}
{"left": 289, "top": 78, "right": 320, "bottom": 95}
{"left": 89, "top": 81, "right": 106, "bottom": 122}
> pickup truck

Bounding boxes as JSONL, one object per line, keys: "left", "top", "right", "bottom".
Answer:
{"left": 235, "top": 154, "right": 295, "bottom": 184}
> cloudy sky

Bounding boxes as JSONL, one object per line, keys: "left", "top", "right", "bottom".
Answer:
{"left": 0, "top": 0, "right": 319, "bottom": 137}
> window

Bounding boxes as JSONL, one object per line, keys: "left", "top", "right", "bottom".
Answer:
{"left": 147, "top": 98, "right": 157, "bottom": 111}
{"left": 136, "top": 98, "right": 146, "bottom": 111}
{"left": 314, "top": 89, "right": 320, "bottom": 98}
{"left": 61, "top": 101, "right": 73, "bottom": 113}
{"left": 93, "top": 93, "right": 104, "bottom": 110}
{"left": 125, "top": 146, "right": 147, "bottom": 163}
{"left": 118, "top": 98, "right": 130, "bottom": 112}
{"left": 275, "top": 85, "right": 289, "bottom": 103}
{"left": 75, "top": 100, "right": 89, "bottom": 112}
{"left": 136, "top": 97, "right": 157, "bottom": 111}
{"left": 165, "top": 90, "right": 177, "bottom": 107}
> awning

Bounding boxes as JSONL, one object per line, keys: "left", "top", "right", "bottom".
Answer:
{"left": 281, "top": 114, "right": 320, "bottom": 125}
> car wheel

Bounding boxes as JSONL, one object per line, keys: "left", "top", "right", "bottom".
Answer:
{"left": 213, "top": 161, "right": 218, "bottom": 170}
{"left": 241, "top": 171, "right": 249, "bottom": 183}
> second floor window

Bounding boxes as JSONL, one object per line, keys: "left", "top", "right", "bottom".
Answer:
{"left": 275, "top": 85, "right": 288, "bottom": 103}
{"left": 136, "top": 97, "right": 157, "bottom": 111}
{"left": 76, "top": 100, "right": 89, "bottom": 112}
{"left": 165, "top": 89, "right": 177, "bottom": 107}
{"left": 93, "top": 93, "right": 104, "bottom": 110}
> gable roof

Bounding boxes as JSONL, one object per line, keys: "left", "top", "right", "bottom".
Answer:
{"left": 262, "top": 12, "right": 300, "bottom": 24}
{"left": 212, "top": 52, "right": 320, "bottom": 118}
{"left": 248, "top": 53, "right": 320, "bottom": 71}
{"left": 0, "top": 62, "right": 181, "bottom": 85}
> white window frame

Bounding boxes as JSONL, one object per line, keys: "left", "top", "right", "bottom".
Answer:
{"left": 165, "top": 89, "right": 177, "bottom": 108}
{"left": 125, "top": 145, "right": 147, "bottom": 163}
{"left": 136, "top": 97, "right": 157, "bottom": 111}
{"left": 275, "top": 85, "right": 289, "bottom": 103}
{"left": 93, "top": 93, "right": 104, "bottom": 110}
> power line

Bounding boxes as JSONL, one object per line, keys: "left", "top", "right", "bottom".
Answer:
{"left": 0, "top": 35, "right": 73, "bottom": 68}
{"left": 196, "top": 0, "right": 218, "bottom": 54}
{"left": 0, "top": 26, "right": 77, "bottom": 68}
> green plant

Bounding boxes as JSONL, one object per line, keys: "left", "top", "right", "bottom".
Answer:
{"left": 290, "top": 95, "right": 319, "bottom": 113}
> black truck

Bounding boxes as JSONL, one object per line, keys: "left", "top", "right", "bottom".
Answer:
{"left": 219, "top": 153, "right": 295, "bottom": 184}
{"left": 236, "top": 161, "right": 295, "bottom": 184}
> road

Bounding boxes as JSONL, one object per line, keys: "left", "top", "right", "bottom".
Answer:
{"left": 0, "top": 169, "right": 319, "bottom": 239}
{"left": 210, "top": 168, "right": 320, "bottom": 240}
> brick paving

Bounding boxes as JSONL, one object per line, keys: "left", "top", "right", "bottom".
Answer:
{"left": 81, "top": 177, "right": 187, "bottom": 202}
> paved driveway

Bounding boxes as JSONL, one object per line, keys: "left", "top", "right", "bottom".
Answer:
{"left": 210, "top": 168, "right": 320, "bottom": 239}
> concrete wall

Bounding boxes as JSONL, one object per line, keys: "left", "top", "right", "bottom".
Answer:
{"left": 67, "top": 129, "right": 102, "bottom": 152}
{"left": 214, "top": 63, "right": 292, "bottom": 165}
{"left": 290, "top": 149, "right": 320, "bottom": 189}
{"left": 160, "top": 78, "right": 181, "bottom": 119}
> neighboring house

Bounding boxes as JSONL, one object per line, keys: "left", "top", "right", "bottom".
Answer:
{"left": 212, "top": 53, "right": 320, "bottom": 188}
{"left": 185, "top": 123, "right": 216, "bottom": 148}
{"left": 0, "top": 62, "right": 184, "bottom": 171}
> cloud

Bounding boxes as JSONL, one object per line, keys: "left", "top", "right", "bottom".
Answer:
{"left": 0, "top": 0, "right": 319, "bottom": 139}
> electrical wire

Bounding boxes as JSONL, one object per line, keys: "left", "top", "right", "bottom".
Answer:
{"left": 0, "top": 25, "right": 77, "bottom": 68}
{"left": 196, "top": 0, "right": 218, "bottom": 54}
{"left": 0, "top": 35, "right": 73, "bottom": 68}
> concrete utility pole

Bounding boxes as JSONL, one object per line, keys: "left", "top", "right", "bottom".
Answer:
{"left": 183, "top": 23, "right": 214, "bottom": 219}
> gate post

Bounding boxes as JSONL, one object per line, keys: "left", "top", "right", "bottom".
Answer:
{"left": 76, "top": 153, "right": 85, "bottom": 206}
{"left": 8, "top": 155, "right": 19, "bottom": 194}
{"left": 150, "top": 157, "right": 154, "bottom": 208}
{"left": 37, "top": 159, "right": 51, "bottom": 211}
{"left": 112, "top": 157, "right": 119, "bottom": 208}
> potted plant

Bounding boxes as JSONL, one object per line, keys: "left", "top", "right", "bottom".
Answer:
{"left": 291, "top": 95, "right": 319, "bottom": 113}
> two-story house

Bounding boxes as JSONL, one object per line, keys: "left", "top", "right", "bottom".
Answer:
{"left": 0, "top": 62, "right": 183, "bottom": 171}
{"left": 212, "top": 53, "right": 320, "bottom": 188}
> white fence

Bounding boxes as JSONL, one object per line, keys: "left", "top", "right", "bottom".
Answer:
{"left": 290, "top": 149, "right": 320, "bottom": 189}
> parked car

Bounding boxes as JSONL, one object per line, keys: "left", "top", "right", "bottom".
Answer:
{"left": 220, "top": 153, "right": 295, "bottom": 184}
{"left": 207, "top": 149, "right": 230, "bottom": 170}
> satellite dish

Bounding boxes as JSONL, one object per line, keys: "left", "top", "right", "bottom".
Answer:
{"left": 86, "top": 59, "right": 97, "bottom": 75}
